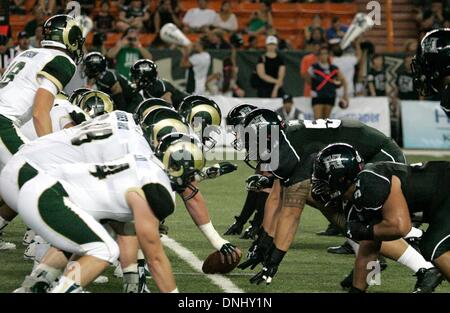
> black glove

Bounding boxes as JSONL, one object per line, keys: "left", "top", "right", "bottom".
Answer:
{"left": 238, "top": 230, "right": 273, "bottom": 270}
{"left": 219, "top": 242, "right": 239, "bottom": 264}
{"left": 311, "top": 178, "right": 332, "bottom": 205}
{"left": 199, "top": 162, "right": 238, "bottom": 180}
{"left": 249, "top": 248, "right": 286, "bottom": 285}
{"left": 347, "top": 220, "right": 374, "bottom": 241}
{"left": 246, "top": 174, "right": 274, "bottom": 192}
{"left": 223, "top": 216, "right": 244, "bottom": 235}
{"left": 69, "top": 111, "right": 87, "bottom": 125}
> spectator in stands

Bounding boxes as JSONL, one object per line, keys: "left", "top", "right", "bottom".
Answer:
{"left": 275, "top": 94, "right": 303, "bottom": 122}
{"left": 305, "top": 15, "right": 324, "bottom": 43}
{"left": 247, "top": 1, "right": 272, "bottom": 36}
{"left": 305, "top": 27, "right": 326, "bottom": 52}
{"left": 306, "top": 45, "right": 348, "bottom": 119}
{"left": 95, "top": 1, "right": 115, "bottom": 34}
{"left": 182, "top": 0, "right": 217, "bottom": 33}
{"left": 416, "top": 2, "right": 445, "bottom": 32}
{"left": 29, "top": 26, "right": 43, "bottom": 49}
{"left": 330, "top": 37, "right": 361, "bottom": 98}
{"left": 203, "top": 29, "right": 231, "bottom": 50}
{"left": 10, "top": 0, "right": 26, "bottom": 15}
{"left": 395, "top": 53, "right": 419, "bottom": 101}
{"left": 38, "top": 0, "right": 56, "bottom": 15}
{"left": 106, "top": 27, "right": 153, "bottom": 80}
{"left": 14, "top": 31, "right": 31, "bottom": 54}
{"left": 116, "top": 0, "right": 150, "bottom": 32}
{"left": 0, "top": 35, "right": 16, "bottom": 75}
{"left": 266, "top": 27, "right": 290, "bottom": 50}
{"left": 207, "top": 54, "right": 244, "bottom": 97}
{"left": 255, "top": 35, "right": 285, "bottom": 98}
{"left": 212, "top": 1, "right": 238, "bottom": 33}
{"left": 326, "top": 16, "right": 348, "bottom": 41}
{"left": 24, "top": 6, "right": 46, "bottom": 38}
{"left": 300, "top": 42, "right": 321, "bottom": 97}
{"left": 366, "top": 54, "right": 386, "bottom": 97}
{"left": 181, "top": 39, "right": 211, "bottom": 95}
{"left": 154, "top": 0, "right": 182, "bottom": 33}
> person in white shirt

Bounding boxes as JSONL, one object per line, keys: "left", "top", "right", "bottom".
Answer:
{"left": 181, "top": 40, "right": 211, "bottom": 95}
{"left": 275, "top": 94, "right": 304, "bottom": 122}
{"left": 212, "top": 0, "right": 238, "bottom": 33}
{"left": 182, "top": 0, "right": 217, "bottom": 33}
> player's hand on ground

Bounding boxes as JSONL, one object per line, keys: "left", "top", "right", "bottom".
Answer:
{"left": 219, "top": 243, "right": 242, "bottom": 265}
{"left": 346, "top": 220, "right": 374, "bottom": 241}
{"left": 246, "top": 174, "right": 272, "bottom": 192}
{"left": 203, "top": 162, "right": 237, "bottom": 179}
{"left": 237, "top": 241, "right": 265, "bottom": 270}
{"left": 249, "top": 263, "right": 278, "bottom": 285}
{"left": 223, "top": 217, "right": 243, "bottom": 235}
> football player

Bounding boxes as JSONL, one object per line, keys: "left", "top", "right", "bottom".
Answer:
{"left": 312, "top": 143, "right": 449, "bottom": 292}
{"left": 82, "top": 52, "right": 142, "bottom": 113}
{"left": 236, "top": 109, "right": 441, "bottom": 292}
{"left": 412, "top": 28, "right": 450, "bottom": 116}
{"left": 131, "top": 59, "right": 189, "bottom": 110}
{"left": 223, "top": 104, "right": 270, "bottom": 239}
{"left": 0, "top": 14, "right": 84, "bottom": 250}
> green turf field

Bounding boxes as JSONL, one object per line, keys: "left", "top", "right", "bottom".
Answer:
{"left": 0, "top": 155, "right": 449, "bottom": 293}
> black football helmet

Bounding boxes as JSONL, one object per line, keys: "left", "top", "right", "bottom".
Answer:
{"left": 412, "top": 28, "right": 450, "bottom": 96}
{"left": 42, "top": 14, "right": 85, "bottom": 64}
{"left": 140, "top": 106, "right": 190, "bottom": 149}
{"left": 77, "top": 90, "right": 114, "bottom": 118}
{"left": 130, "top": 59, "right": 158, "bottom": 90}
{"left": 241, "top": 108, "right": 285, "bottom": 169}
{"left": 226, "top": 103, "right": 257, "bottom": 150}
{"left": 178, "top": 95, "right": 222, "bottom": 150}
{"left": 155, "top": 132, "right": 205, "bottom": 199}
{"left": 82, "top": 52, "right": 107, "bottom": 79}
{"left": 133, "top": 97, "right": 174, "bottom": 124}
{"left": 312, "top": 143, "right": 364, "bottom": 204}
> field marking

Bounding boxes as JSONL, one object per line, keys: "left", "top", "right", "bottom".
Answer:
{"left": 161, "top": 235, "right": 244, "bottom": 293}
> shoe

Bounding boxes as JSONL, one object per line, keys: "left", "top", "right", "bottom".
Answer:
{"left": 405, "top": 236, "right": 421, "bottom": 252}
{"left": 113, "top": 262, "right": 123, "bottom": 278}
{"left": 240, "top": 225, "right": 259, "bottom": 240}
{"left": 317, "top": 223, "right": 341, "bottom": 236}
{"left": 327, "top": 241, "right": 354, "bottom": 255}
{"left": 159, "top": 220, "right": 169, "bottom": 236}
{"left": 340, "top": 259, "right": 388, "bottom": 289}
{"left": 22, "top": 229, "right": 35, "bottom": 246}
{"left": 223, "top": 217, "right": 244, "bottom": 236}
{"left": 413, "top": 267, "right": 444, "bottom": 293}
{"left": 23, "top": 241, "right": 36, "bottom": 260}
{"left": 0, "top": 237, "right": 16, "bottom": 250}
{"left": 93, "top": 275, "right": 109, "bottom": 284}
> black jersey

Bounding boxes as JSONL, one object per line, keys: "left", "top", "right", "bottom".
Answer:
{"left": 271, "top": 119, "right": 403, "bottom": 186}
{"left": 142, "top": 79, "right": 189, "bottom": 110}
{"left": 352, "top": 161, "right": 450, "bottom": 223}
{"left": 96, "top": 69, "right": 141, "bottom": 113}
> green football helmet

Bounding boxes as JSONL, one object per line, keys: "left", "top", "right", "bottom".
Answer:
{"left": 133, "top": 98, "right": 174, "bottom": 124}
{"left": 77, "top": 90, "right": 114, "bottom": 118}
{"left": 42, "top": 14, "right": 85, "bottom": 64}
{"left": 141, "top": 106, "right": 190, "bottom": 149}
{"left": 178, "top": 95, "right": 222, "bottom": 150}
{"left": 155, "top": 132, "right": 205, "bottom": 199}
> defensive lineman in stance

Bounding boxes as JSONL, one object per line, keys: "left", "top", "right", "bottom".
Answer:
{"left": 312, "top": 143, "right": 449, "bottom": 292}
{"left": 0, "top": 14, "right": 84, "bottom": 250}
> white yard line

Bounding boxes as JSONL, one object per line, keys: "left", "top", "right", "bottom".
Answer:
{"left": 161, "top": 235, "right": 244, "bottom": 293}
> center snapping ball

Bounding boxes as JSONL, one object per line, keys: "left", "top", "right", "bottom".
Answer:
{"left": 202, "top": 250, "right": 241, "bottom": 274}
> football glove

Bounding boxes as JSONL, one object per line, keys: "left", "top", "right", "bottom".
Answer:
{"left": 246, "top": 175, "right": 274, "bottom": 192}
{"left": 219, "top": 242, "right": 240, "bottom": 264}
{"left": 223, "top": 216, "right": 244, "bottom": 235}
{"left": 249, "top": 248, "right": 286, "bottom": 285}
{"left": 197, "top": 162, "right": 238, "bottom": 181}
{"left": 346, "top": 220, "right": 374, "bottom": 241}
{"left": 238, "top": 230, "right": 273, "bottom": 270}
{"left": 69, "top": 110, "right": 88, "bottom": 125}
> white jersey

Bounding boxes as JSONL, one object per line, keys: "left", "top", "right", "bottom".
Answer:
{"left": 0, "top": 48, "right": 76, "bottom": 126}
{"left": 54, "top": 153, "right": 175, "bottom": 222}
{"left": 17, "top": 111, "right": 152, "bottom": 172}
{"left": 20, "top": 99, "right": 86, "bottom": 140}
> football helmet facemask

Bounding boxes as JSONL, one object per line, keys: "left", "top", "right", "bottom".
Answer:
{"left": 226, "top": 103, "right": 257, "bottom": 150}
{"left": 130, "top": 59, "right": 158, "bottom": 90}
{"left": 82, "top": 52, "right": 107, "bottom": 79}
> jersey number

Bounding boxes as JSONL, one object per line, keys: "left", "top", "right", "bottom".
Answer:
{"left": 0, "top": 61, "right": 26, "bottom": 88}
{"left": 71, "top": 122, "right": 113, "bottom": 146}
{"left": 90, "top": 163, "right": 130, "bottom": 180}
{"left": 303, "top": 119, "right": 341, "bottom": 129}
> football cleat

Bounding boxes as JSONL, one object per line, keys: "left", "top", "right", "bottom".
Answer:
{"left": 23, "top": 241, "right": 36, "bottom": 260}
{"left": 22, "top": 229, "right": 35, "bottom": 246}
{"left": 0, "top": 237, "right": 16, "bottom": 250}
{"left": 316, "top": 223, "right": 341, "bottom": 236}
{"left": 93, "top": 275, "right": 109, "bottom": 284}
{"left": 327, "top": 241, "right": 355, "bottom": 255}
{"left": 113, "top": 261, "right": 123, "bottom": 278}
{"left": 413, "top": 267, "right": 444, "bottom": 293}
{"left": 341, "top": 258, "right": 388, "bottom": 289}
{"left": 224, "top": 217, "right": 244, "bottom": 236}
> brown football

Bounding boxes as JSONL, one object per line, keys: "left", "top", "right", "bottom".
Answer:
{"left": 202, "top": 250, "right": 242, "bottom": 274}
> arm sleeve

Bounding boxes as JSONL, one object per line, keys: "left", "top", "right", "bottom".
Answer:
{"left": 37, "top": 76, "right": 58, "bottom": 96}
{"left": 38, "top": 55, "right": 76, "bottom": 92}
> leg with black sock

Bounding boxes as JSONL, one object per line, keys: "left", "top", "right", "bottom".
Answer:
{"left": 241, "top": 191, "right": 269, "bottom": 239}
